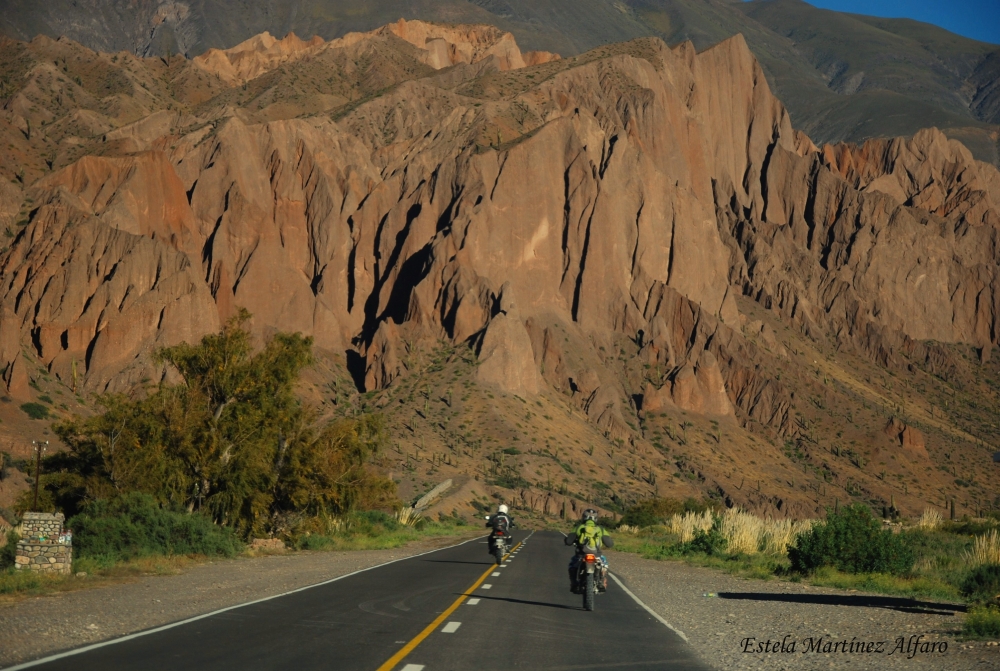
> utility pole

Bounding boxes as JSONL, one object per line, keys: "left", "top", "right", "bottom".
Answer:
{"left": 31, "top": 440, "right": 48, "bottom": 511}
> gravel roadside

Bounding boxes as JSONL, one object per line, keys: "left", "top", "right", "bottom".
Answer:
{"left": 609, "top": 551, "right": 999, "bottom": 670}
{"left": 0, "top": 533, "right": 481, "bottom": 668}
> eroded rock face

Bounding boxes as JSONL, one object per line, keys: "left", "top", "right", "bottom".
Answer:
{"left": 476, "top": 286, "right": 542, "bottom": 396}
{"left": 1, "top": 22, "right": 999, "bottom": 458}
{"left": 645, "top": 350, "right": 734, "bottom": 417}
{"left": 718, "top": 125, "right": 1000, "bottom": 367}
{"left": 0, "top": 186, "right": 219, "bottom": 394}
{"left": 884, "top": 418, "right": 930, "bottom": 460}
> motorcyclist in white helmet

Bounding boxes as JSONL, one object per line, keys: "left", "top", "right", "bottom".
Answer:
{"left": 486, "top": 504, "right": 515, "bottom": 554}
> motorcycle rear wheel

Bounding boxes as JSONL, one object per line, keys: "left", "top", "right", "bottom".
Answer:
{"left": 583, "top": 573, "right": 595, "bottom": 611}
{"left": 494, "top": 547, "right": 504, "bottom": 564}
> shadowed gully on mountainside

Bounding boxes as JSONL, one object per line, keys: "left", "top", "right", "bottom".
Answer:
{"left": 0, "top": 18, "right": 998, "bottom": 524}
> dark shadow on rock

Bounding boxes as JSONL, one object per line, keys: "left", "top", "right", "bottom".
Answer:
{"left": 345, "top": 349, "right": 367, "bottom": 391}
{"left": 717, "top": 592, "right": 965, "bottom": 615}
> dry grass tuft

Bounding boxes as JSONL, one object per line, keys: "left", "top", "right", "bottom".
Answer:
{"left": 917, "top": 508, "right": 943, "bottom": 530}
{"left": 668, "top": 510, "right": 714, "bottom": 542}
{"left": 761, "top": 518, "right": 815, "bottom": 556}
{"left": 665, "top": 509, "right": 814, "bottom": 555}
{"left": 394, "top": 506, "right": 422, "bottom": 527}
{"left": 616, "top": 524, "right": 639, "bottom": 534}
{"left": 965, "top": 529, "right": 1000, "bottom": 568}
{"left": 317, "top": 510, "right": 349, "bottom": 535}
{"left": 721, "top": 509, "right": 762, "bottom": 555}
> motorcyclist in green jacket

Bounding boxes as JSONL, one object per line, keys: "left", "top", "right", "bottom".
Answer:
{"left": 564, "top": 508, "right": 614, "bottom": 592}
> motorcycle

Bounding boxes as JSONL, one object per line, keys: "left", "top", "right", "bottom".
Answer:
{"left": 574, "top": 548, "right": 608, "bottom": 611}
{"left": 491, "top": 530, "right": 509, "bottom": 564}
{"left": 484, "top": 515, "right": 510, "bottom": 564}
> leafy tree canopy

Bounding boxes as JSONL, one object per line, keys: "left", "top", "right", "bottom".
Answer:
{"left": 33, "top": 310, "right": 396, "bottom": 537}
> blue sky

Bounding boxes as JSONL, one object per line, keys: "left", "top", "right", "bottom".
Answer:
{"left": 802, "top": 0, "right": 999, "bottom": 44}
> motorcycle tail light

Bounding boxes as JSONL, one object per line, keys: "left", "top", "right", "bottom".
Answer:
{"left": 585, "top": 554, "right": 596, "bottom": 562}
{"left": 496, "top": 531, "right": 504, "bottom": 535}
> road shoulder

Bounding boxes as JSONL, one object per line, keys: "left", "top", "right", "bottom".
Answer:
{"left": 610, "top": 551, "right": 997, "bottom": 670}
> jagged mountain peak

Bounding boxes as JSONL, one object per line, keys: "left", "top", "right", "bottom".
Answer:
{"left": 190, "top": 19, "right": 560, "bottom": 85}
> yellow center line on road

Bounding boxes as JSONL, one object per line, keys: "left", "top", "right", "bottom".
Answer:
{"left": 374, "top": 535, "right": 528, "bottom": 671}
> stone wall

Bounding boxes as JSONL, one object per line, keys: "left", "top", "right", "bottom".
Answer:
{"left": 15, "top": 512, "right": 72, "bottom": 574}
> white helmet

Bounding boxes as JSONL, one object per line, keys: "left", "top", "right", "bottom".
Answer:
{"left": 498, "top": 504, "right": 509, "bottom": 514}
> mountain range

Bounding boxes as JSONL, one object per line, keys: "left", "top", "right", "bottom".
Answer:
{"left": 0, "top": 14, "right": 999, "bottom": 521}
{"left": 1, "top": 0, "right": 998, "bottom": 164}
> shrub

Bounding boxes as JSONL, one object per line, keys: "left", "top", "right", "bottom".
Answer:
{"left": 788, "top": 504, "right": 914, "bottom": 575}
{"left": 20, "top": 403, "right": 49, "bottom": 420}
{"left": 622, "top": 497, "right": 717, "bottom": 528}
{"left": 0, "top": 532, "right": 19, "bottom": 569}
{"left": 68, "top": 493, "right": 242, "bottom": 562}
{"left": 682, "top": 518, "right": 728, "bottom": 556}
{"left": 348, "top": 510, "right": 399, "bottom": 534}
{"left": 961, "top": 564, "right": 1000, "bottom": 605}
{"left": 963, "top": 606, "right": 1000, "bottom": 639}
{"left": 297, "top": 534, "right": 336, "bottom": 551}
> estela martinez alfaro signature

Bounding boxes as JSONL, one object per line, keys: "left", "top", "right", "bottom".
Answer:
{"left": 741, "top": 634, "right": 947, "bottom": 659}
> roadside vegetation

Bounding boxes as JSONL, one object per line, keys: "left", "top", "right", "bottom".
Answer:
{"left": 0, "top": 312, "right": 476, "bottom": 599}
{"left": 610, "top": 498, "right": 1000, "bottom": 639}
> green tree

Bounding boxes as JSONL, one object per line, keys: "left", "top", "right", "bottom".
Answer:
{"left": 48, "top": 311, "right": 395, "bottom": 536}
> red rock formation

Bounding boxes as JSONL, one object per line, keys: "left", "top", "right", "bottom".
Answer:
{"left": 1, "top": 22, "right": 998, "bottom": 464}
{"left": 191, "top": 19, "right": 557, "bottom": 85}
{"left": 884, "top": 418, "right": 930, "bottom": 460}
{"left": 193, "top": 31, "right": 326, "bottom": 84}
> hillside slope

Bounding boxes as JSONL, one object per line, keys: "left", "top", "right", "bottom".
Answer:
{"left": 1, "top": 22, "right": 999, "bottom": 522}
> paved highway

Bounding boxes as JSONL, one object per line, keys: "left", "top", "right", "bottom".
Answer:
{"left": 10, "top": 531, "right": 709, "bottom": 671}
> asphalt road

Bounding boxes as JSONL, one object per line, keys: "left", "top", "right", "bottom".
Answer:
{"left": 10, "top": 531, "right": 709, "bottom": 671}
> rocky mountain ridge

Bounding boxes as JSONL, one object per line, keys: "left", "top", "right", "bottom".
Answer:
{"left": 1, "top": 20, "right": 998, "bottom": 519}
{"left": 1, "top": 0, "right": 997, "bottom": 164}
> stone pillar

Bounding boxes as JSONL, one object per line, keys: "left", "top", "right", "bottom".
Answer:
{"left": 15, "top": 512, "right": 72, "bottom": 574}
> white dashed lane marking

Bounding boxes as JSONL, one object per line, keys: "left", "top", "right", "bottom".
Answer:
{"left": 491, "top": 572, "right": 500, "bottom": 576}
{"left": 466, "top": 598, "right": 480, "bottom": 605}
{"left": 441, "top": 622, "right": 462, "bottom": 634}
{"left": 481, "top": 584, "right": 492, "bottom": 589}
{"left": 401, "top": 665, "right": 425, "bottom": 671}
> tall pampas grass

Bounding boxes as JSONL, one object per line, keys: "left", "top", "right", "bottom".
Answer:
{"left": 761, "top": 518, "right": 815, "bottom": 556}
{"left": 720, "top": 509, "right": 763, "bottom": 555}
{"left": 317, "top": 510, "right": 348, "bottom": 535}
{"left": 917, "top": 508, "right": 943, "bottom": 531}
{"left": 395, "top": 506, "right": 423, "bottom": 527}
{"left": 663, "top": 508, "right": 815, "bottom": 555}
{"left": 668, "top": 510, "right": 714, "bottom": 542}
{"left": 965, "top": 529, "right": 1000, "bottom": 568}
